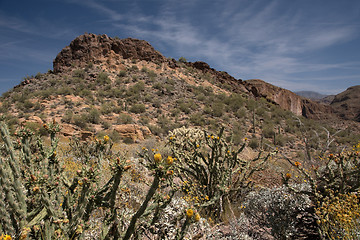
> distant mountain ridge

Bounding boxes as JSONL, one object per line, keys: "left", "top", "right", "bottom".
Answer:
{"left": 295, "top": 91, "right": 328, "bottom": 100}
{"left": 295, "top": 91, "right": 336, "bottom": 105}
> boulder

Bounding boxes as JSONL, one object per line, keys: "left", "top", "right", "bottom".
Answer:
{"left": 60, "top": 123, "right": 78, "bottom": 137}
{"left": 114, "top": 124, "right": 151, "bottom": 142}
{"left": 80, "top": 131, "right": 93, "bottom": 141}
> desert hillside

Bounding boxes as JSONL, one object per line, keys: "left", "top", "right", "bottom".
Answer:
{"left": 0, "top": 33, "right": 359, "bottom": 240}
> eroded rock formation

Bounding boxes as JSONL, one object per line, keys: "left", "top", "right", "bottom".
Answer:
{"left": 53, "top": 33, "right": 166, "bottom": 73}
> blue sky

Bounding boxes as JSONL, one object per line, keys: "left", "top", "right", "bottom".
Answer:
{"left": 1, "top": 0, "right": 360, "bottom": 95}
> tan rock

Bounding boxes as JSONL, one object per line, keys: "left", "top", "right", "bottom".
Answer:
{"left": 80, "top": 131, "right": 93, "bottom": 141}
{"left": 60, "top": 123, "right": 78, "bottom": 137}
{"left": 114, "top": 124, "right": 151, "bottom": 142}
{"left": 27, "top": 116, "right": 43, "bottom": 125}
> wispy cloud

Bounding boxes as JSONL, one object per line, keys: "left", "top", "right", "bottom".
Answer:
{"left": 0, "top": 10, "right": 77, "bottom": 39}
{"left": 63, "top": 0, "right": 360, "bottom": 94}
{"left": 68, "top": 0, "right": 123, "bottom": 21}
{"left": 2, "top": 0, "right": 358, "bottom": 94}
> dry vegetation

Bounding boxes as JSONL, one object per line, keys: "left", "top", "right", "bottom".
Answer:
{"left": 0, "top": 51, "right": 360, "bottom": 239}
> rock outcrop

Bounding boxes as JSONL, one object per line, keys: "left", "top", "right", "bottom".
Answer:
{"left": 114, "top": 124, "right": 151, "bottom": 142}
{"left": 330, "top": 85, "right": 360, "bottom": 122}
{"left": 244, "top": 79, "right": 334, "bottom": 119}
{"left": 53, "top": 33, "right": 166, "bottom": 73}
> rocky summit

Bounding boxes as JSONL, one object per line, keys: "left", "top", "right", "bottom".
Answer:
{"left": 53, "top": 33, "right": 167, "bottom": 73}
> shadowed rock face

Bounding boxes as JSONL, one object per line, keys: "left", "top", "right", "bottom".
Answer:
{"left": 53, "top": 33, "right": 166, "bottom": 73}
{"left": 244, "top": 79, "right": 334, "bottom": 120}
{"left": 331, "top": 85, "right": 360, "bottom": 122}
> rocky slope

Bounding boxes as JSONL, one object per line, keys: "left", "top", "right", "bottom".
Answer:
{"left": 1, "top": 33, "right": 358, "bottom": 144}
{"left": 330, "top": 85, "right": 360, "bottom": 122}
{"left": 53, "top": 33, "right": 332, "bottom": 120}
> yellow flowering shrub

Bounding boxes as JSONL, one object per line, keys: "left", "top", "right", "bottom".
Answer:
{"left": 284, "top": 142, "right": 360, "bottom": 239}
{"left": 316, "top": 190, "right": 360, "bottom": 239}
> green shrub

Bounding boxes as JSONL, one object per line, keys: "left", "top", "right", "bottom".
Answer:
{"left": 148, "top": 70, "right": 157, "bottom": 78}
{"left": 117, "top": 113, "right": 133, "bottom": 124}
{"left": 73, "top": 114, "right": 88, "bottom": 128}
{"left": 62, "top": 110, "right": 73, "bottom": 123}
{"left": 101, "top": 121, "right": 112, "bottom": 129}
{"left": 179, "top": 102, "right": 191, "bottom": 114}
{"left": 128, "top": 81, "right": 145, "bottom": 95}
{"left": 96, "top": 72, "right": 111, "bottom": 85}
{"left": 130, "top": 65, "right": 138, "bottom": 71}
{"left": 73, "top": 69, "right": 86, "bottom": 79}
{"left": 262, "top": 124, "right": 275, "bottom": 138}
{"left": 211, "top": 102, "right": 224, "bottom": 117}
{"left": 130, "top": 104, "right": 146, "bottom": 114}
{"left": 178, "top": 57, "right": 187, "bottom": 63}
{"left": 189, "top": 113, "right": 205, "bottom": 126}
{"left": 86, "top": 108, "right": 101, "bottom": 124}
{"left": 100, "top": 102, "right": 115, "bottom": 115}
{"left": 118, "top": 70, "right": 127, "bottom": 77}
{"left": 248, "top": 138, "right": 259, "bottom": 149}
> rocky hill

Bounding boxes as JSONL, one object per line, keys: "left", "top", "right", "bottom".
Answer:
{"left": 52, "top": 33, "right": 332, "bottom": 119}
{"left": 0, "top": 33, "right": 358, "bottom": 146}
{"left": 331, "top": 85, "right": 360, "bottom": 122}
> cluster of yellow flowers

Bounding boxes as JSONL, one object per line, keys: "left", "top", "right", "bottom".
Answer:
{"left": 181, "top": 181, "right": 209, "bottom": 204}
{"left": 316, "top": 190, "right": 360, "bottom": 239}
{"left": 0, "top": 234, "right": 12, "bottom": 240}
{"left": 186, "top": 208, "right": 201, "bottom": 222}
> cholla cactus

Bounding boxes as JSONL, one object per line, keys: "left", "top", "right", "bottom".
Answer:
{"left": 0, "top": 122, "right": 130, "bottom": 239}
{"left": 0, "top": 121, "right": 201, "bottom": 239}
{"left": 168, "top": 127, "right": 275, "bottom": 221}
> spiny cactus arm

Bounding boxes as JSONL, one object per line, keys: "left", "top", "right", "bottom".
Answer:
{"left": 0, "top": 185, "right": 15, "bottom": 235}
{"left": 40, "top": 191, "right": 58, "bottom": 219}
{"left": 94, "top": 176, "right": 115, "bottom": 201}
{"left": 229, "top": 144, "right": 245, "bottom": 169}
{"left": 0, "top": 158, "right": 25, "bottom": 229}
{"left": 178, "top": 166, "right": 202, "bottom": 183}
{"left": 177, "top": 217, "right": 190, "bottom": 240}
{"left": 44, "top": 219, "right": 55, "bottom": 240}
{"left": 69, "top": 183, "right": 91, "bottom": 236}
{"left": 183, "top": 155, "right": 208, "bottom": 183}
{"left": 149, "top": 189, "right": 176, "bottom": 226}
{"left": 20, "top": 135, "right": 32, "bottom": 167}
{"left": 108, "top": 169, "right": 124, "bottom": 208}
{"left": 0, "top": 123, "right": 27, "bottom": 217}
{"left": 26, "top": 207, "right": 47, "bottom": 228}
{"left": 123, "top": 175, "right": 160, "bottom": 240}
{"left": 0, "top": 123, "right": 18, "bottom": 174}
